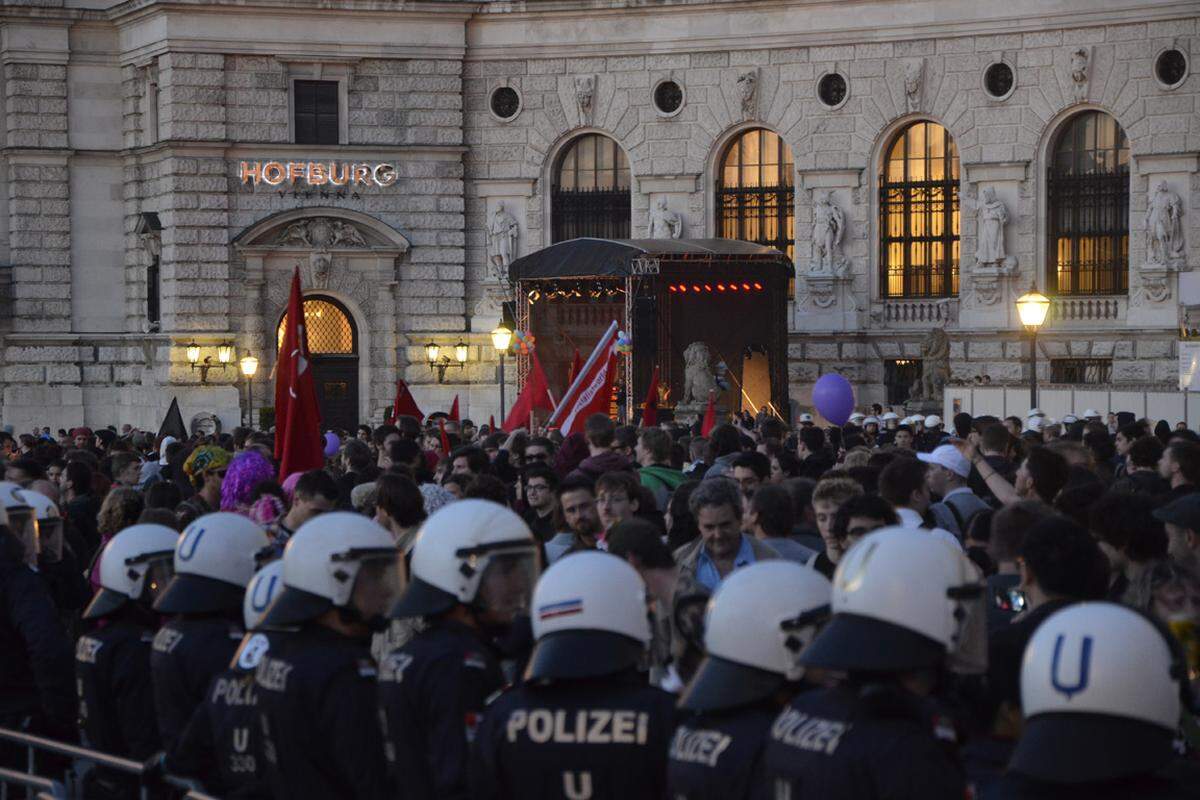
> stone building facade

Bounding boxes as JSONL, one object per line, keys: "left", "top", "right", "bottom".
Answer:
{"left": 0, "top": 0, "right": 1197, "bottom": 431}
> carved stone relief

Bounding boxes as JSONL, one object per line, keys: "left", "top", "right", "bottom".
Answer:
{"left": 808, "top": 190, "right": 848, "bottom": 277}
{"left": 574, "top": 75, "right": 595, "bottom": 124}
{"left": 736, "top": 69, "right": 758, "bottom": 119}
{"left": 904, "top": 59, "right": 924, "bottom": 112}
{"left": 1146, "top": 180, "right": 1186, "bottom": 268}
{"left": 1069, "top": 47, "right": 1090, "bottom": 102}
{"left": 648, "top": 197, "right": 683, "bottom": 239}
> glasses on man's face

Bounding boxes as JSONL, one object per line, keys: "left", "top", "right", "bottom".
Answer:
{"left": 526, "top": 482, "right": 549, "bottom": 493}
{"left": 525, "top": 452, "right": 548, "bottom": 462}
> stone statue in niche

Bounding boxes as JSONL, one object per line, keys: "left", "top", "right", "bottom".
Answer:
{"left": 904, "top": 59, "right": 924, "bottom": 112}
{"left": 810, "top": 191, "right": 847, "bottom": 277}
{"left": 973, "top": 187, "right": 1009, "bottom": 268}
{"left": 648, "top": 197, "right": 683, "bottom": 239}
{"left": 680, "top": 341, "right": 718, "bottom": 406}
{"left": 574, "top": 75, "right": 595, "bottom": 122}
{"left": 1070, "top": 48, "right": 1089, "bottom": 102}
{"left": 736, "top": 70, "right": 758, "bottom": 118}
{"left": 487, "top": 204, "right": 520, "bottom": 283}
{"left": 1146, "top": 180, "right": 1186, "bottom": 267}
{"left": 910, "top": 326, "right": 950, "bottom": 401}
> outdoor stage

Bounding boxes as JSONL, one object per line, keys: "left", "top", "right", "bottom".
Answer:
{"left": 508, "top": 238, "right": 794, "bottom": 423}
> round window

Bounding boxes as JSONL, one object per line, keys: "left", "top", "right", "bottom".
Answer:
{"left": 489, "top": 87, "right": 521, "bottom": 121}
{"left": 817, "top": 72, "right": 848, "bottom": 109}
{"left": 983, "top": 62, "right": 1015, "bottom": 100}
{"left": 1155, "top": 49, "right": 1188, "bottom": 89}
{"left": 653, "top": 80, "right": 684, "bottom": 116}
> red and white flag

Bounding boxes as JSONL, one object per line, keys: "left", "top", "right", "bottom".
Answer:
{"left": 274, "top": 267, "right": 324, "bottom": 478}
{"left": 548, "top": 322, "right": 619, "bottom": 436}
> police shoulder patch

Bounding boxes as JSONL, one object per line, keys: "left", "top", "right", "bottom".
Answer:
{"left": 357, "top": 658, "right": 377, "bottom": 678}
{"left": 462, "top": 650, "right": 489, "bottom": 671}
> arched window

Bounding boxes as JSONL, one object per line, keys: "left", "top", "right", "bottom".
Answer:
{"left": 716, "top": 128, "right": 794, "bottom": 260}
{"left": 1047, "top": 111, "right": 1129, "bottom": 295}
{"left": 551, "top": 134, "right": 631, "bottom": 242}
{"left": 277, "top": 297, "right": 356, "bottom": 354}
{"left": 879, "top": 121, "right": 960, "bottom": 298}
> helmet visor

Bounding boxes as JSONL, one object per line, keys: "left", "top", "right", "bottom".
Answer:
{"left": 476, "top": 550, "right": 538, "bottom": 625}
{"left": 141, "top": 554, "right": 176, "bottom": 604}
{"left": 352, "top": 556, "right": 403, "bottom": 622}
{"left": 36, "top": 517, "right": 62, "bottom": 561}
{"left": 7, "top": 508, "right": 37, "bottom": 564}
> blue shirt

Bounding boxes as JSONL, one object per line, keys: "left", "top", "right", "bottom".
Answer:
{"left": 695, "top": 534, "right": 756, "bottom": 591}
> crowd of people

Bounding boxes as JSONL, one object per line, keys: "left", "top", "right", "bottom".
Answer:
{"left": 2, "top": 403, "right": 1200, "bottom": 799}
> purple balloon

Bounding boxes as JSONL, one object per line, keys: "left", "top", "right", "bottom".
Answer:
{"left": 811, "top": 373, "right": 855, "bottom": 426}
{"left": 323, "top": 432, "right": 341, "bottom": 458}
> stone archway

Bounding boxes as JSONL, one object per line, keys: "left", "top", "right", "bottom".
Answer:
{"left": 234, "top": 208, "right": 410, "bottom": 424}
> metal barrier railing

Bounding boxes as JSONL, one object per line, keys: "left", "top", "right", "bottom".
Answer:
{"left": 0, "top": 767, "right": 65, "bottom": 800}
{"left": 0, "top": 727, "right": 151, "bottom": 800}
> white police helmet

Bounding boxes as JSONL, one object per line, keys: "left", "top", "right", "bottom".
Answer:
{"left": 155, "top": 512, "right": 270, "bottom": 615}
{"left": 15, "top": 489, "right": 59, "bottom": 554}
{"left": 527, "top": 550, "right": 650, "bottom": 681}
{"left": 863, "top": 416, "right": 879, "bottom": 427}
{"left": 924, "top": 414, "right": 943, "bottom": 428}
{"left": 0, "top": 481, "right": 35, "bottom": 560}
{"left": 880, "top": 412, "right": 900, "bottom": 422}
{"left": 83, "top": 524, "right": 179, "bottom": 620}
{"left": 1082, "top": 408, "right": 1102, "bottom": 419}
{"left": 261, "top": 512, "right": 398, "bottom": 627}
{"left": 229, "top": 561, "right": 286, "bottom": 674}
{"left": 1010, "top": 602, "right": 1187, "bottom": 783}
{"left": 681, "top": 561, "right": 831, "bottom": 712}
{"left": 798, "top": 413, "right": 815, "bottom": 424}
{"left": 391, "top": 499, "right": 538, "bottom": 619}
{"left": 800, "top": 527, "right": 983, "bottom": 672}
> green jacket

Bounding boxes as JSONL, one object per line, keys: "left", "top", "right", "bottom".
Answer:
{"left": 639, "top": 464, "right": 687, "bottom": 512}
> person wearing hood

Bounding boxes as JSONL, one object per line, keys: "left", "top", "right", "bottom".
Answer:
{"left": 637, "top": 428, "right": 686, "bottom": 512}
{"left": 567, "top": 414, "right": 634, "bottom": 482}
{"left": 138, "top": 435, "right": 176, "bottom": 489}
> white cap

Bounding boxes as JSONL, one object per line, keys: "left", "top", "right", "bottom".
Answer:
{"left": 848, "top": 412, "right": 865, "bottom": 422}
{"left": 1027, "top": 408, "right": 1045, "bottom": 418}
{"left": 1024, "top": 416, "right": 1046, "bottom": 433}
{"left": 1062, "top": 414, "right": 1079, "bottom": 424}
{"left": 863, "top": 416, "right": 879, "bottom": 426}
{"left": 880, "top": 412, "right": 900, "bottom": 421}
{"left": 798, "top": 413, "right": 814, "bottom": 424}
{"left": 1083, "top": 408, "right": 1102, "bottom": 419}
{"left": 917, "top": 444, "right": 972, "bottom": 478}
{"left": 924, "top": 414, "right": 943, "bottom": 428}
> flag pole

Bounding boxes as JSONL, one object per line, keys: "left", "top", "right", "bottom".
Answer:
{"left": 547, "top": 320, "right": 618, "bottom": 426}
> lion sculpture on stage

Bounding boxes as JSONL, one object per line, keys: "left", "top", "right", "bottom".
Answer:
{"left": 681, "top": 341, "right": 719, "bottom": 405}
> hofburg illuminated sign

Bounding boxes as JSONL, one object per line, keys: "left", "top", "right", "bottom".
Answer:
{"left": 239, "top": 161, "right": 397, "bottom": 187}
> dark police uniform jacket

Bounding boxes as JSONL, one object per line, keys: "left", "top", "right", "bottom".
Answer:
{"left": 168, "top": 633, "right": 276, "bottom": 799}
{"left": 75, "top": 620, "right": 160, "bottom": 759}
{"left": 988, "top": 766, "right": 1200, "bottom": 800}
{"left": 151, "top": 615, "right": 243, "bottom": 752}
{"left": 377, "top": 619, "right": 506, "bottom": 800}
{"left": 764, "top": 684, "right": 965, "bottom": 800}
{"left": 469, "top": 671, "right": 677, "bottom": 800}
{"left": 254, "top": 625, "right": 388, "bottom": 799}
{"left": 668, "top": 704, "right": 779, "bottom": 800}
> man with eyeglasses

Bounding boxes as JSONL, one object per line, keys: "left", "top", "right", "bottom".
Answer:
{"left": 520, "top": 464, "right": 559, "bottom": 543}
{"left": 522, "top": 436, "right": 555, "bottom": 467}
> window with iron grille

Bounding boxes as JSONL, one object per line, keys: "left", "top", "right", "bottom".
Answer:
{"left": 884, "top": 359, "right": 922, "bottom": 405}
{"left": 879, "top": 121, "right": 960, "bottom": 298}
{"left": 716, "top": 128, "right": 795, "bottom": 261}
{"left": 277, "top": 297, "right": 356, "bottom": 354}
{"left": 1050, "top": 358, "right": 1112, "bottom": 385}
{"left": 1047, "top": 111, "right": 1129, "bottom": 296}
{"left": 551, "top": 134, "right": 631, "bottom": 242}
{"left": 293, "top": 80, "right": 339, "bottom": 145}
{"left": 147, "top": 257, "right": 160, "bottom": 325}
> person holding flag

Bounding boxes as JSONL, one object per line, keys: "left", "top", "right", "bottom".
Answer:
{"left": 274, "top": 267, "right": 325, "bottom": 480}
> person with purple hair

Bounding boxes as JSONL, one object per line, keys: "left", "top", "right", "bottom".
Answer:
{"left": 220, "top": 450, "right": 276, "bottom": 514}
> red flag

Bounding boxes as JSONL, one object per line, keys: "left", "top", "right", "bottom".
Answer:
{"left": 640, "top": 366, "right": 660, "bottom": 428}
{"left": 548, "top": 322, "right": 620, "bottom": 435}
{"left": 449, "top": 395, "right": 460, "bottom": 422}
{"left": 503, "top": 351, "right": 556, "bottom": 432}
{"left": 274, "top": 267, "right": 324, "bottom": 478}
{"left": 438, "top": 418, "right": 451, "bottom": 456}
{"left": 389, "top": 379, "right": 423, "bottom": 424}
{"left": 489, "top": 415, "right": 496, "bottom": 432}
{"left": 566, "top": 348, "right": 582, "bottom": 393}
{"left": 700, "top": 391, "right": 717, "bottom": 437}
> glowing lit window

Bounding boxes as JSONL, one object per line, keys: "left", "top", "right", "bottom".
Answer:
{"left": 277, "top": 298, "right": 355, "bottom": 354}
{"left": 1047, "top": 111, "right": 1129, "bottom": 296}
{"left": 716, "top": 129, "right": 795, "bottom": 262}
{"left": 878, "top": 121, "right": 960, "bottom": 298}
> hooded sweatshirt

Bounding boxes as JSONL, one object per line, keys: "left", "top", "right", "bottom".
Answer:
{"left": 639, "top": 464, "right": 686, "bottom": 512}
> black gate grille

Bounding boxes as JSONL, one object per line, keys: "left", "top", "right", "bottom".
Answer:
{"left": 1047, "top": 171, "right": 1128, "bottom": 295}
{"left": 1050, "top": 359, "right": 1112, "bottom": 385}
{"left": 551, "top": 188, "right": 631, "bottom": 242}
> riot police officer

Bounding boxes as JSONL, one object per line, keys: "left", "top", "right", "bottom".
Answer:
{"left": 151, "top": 512, "right": 269, "bottom": 751}
{"left": 669, "top": 561, "right": 831, "bottom": 800}
{"left": 379, "top": 499, "right": 539, "bottom": 800}
{"left": 76, "top": 523, "right": 177, "bottom": 794}
{"left": 764, "top": 527, "right": 984, "bottom": 800}
{"left": 995, "top": 602, "right": 1200, "bottom": 799}
{"left": 470, "top": 550, "right": 678, "bottom": 799}
{"left": 168, "top": 559, "right": 283, "bottom": 798}
{"left": 254, "top": 512, "right": 398, "bottom": 799}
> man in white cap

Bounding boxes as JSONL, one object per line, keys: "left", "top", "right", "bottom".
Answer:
{"left": 919, "top": 415, "right": 945, "bottom": 452}
{"left": 920, "top": 444, "right": 990, "bottom": 539}
{"left": 1082, "top": 408, "right": 1102, "bottom": 422}
{"left": 797, "top": 412, "right": 815, "bottom": 427}
{"left": 1026, "top": 408, "right": 1044, "bottom": 421}
{"left": 1061, "top": 413, "right": 1078, "bottom": 426}
{"left": 862, "top": 416, "right": 879, "bottom": 444}
{"left": 848, "top": 412, "right": 865, "bottom": 427}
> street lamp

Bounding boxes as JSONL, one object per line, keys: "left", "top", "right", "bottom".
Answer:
{"left": 240, "top": 354, "right": 259, "bottom": 428}
{"left": 491, "top": 324, "right": 513, "bottom": 421}
{"left": 1016, "top": 282, "right": 1051, "bottom": 408}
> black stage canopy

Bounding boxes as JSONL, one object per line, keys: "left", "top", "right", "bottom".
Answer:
{"left": 508, "top": 238, "right": 794, "bottom": 281}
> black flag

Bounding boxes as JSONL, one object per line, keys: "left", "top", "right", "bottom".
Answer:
{"left": 157, "top": 397, "right": 187, "bottom": 441}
